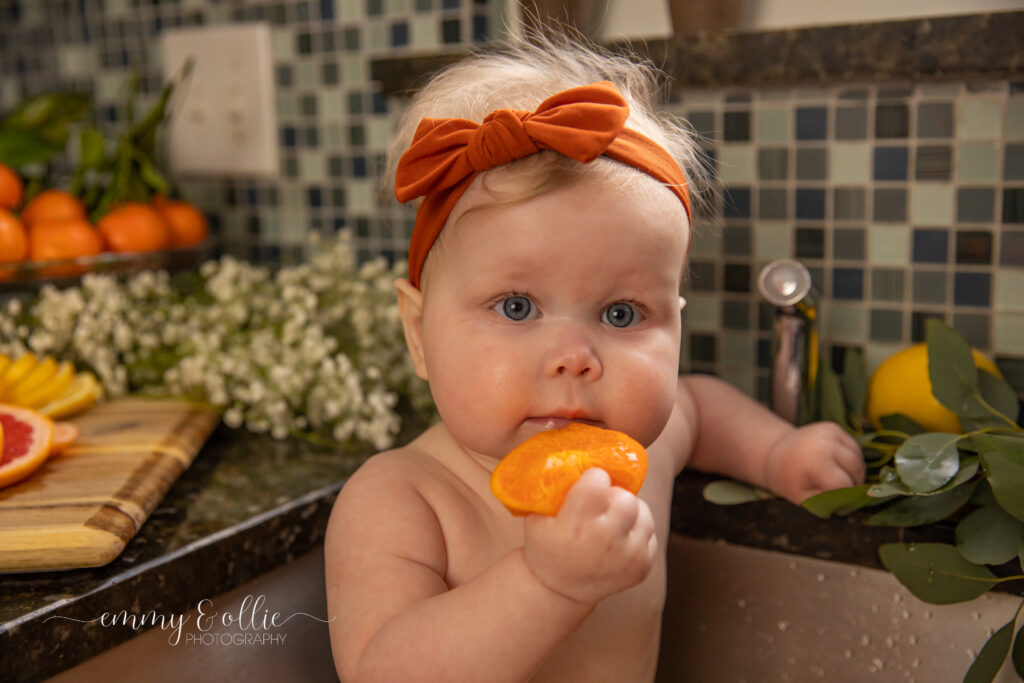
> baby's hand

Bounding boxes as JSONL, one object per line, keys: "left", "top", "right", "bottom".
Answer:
{"left": 763, "top": 422, "right": 866, "bottom": 504}
{"left": 522, "top": 467, "right": 656, "bottom": 607}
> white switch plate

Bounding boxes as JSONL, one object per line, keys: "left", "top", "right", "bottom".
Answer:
{"left": 161, "top": 23, "right": 279, "bottom": 177}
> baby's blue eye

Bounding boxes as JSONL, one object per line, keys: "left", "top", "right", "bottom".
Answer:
{"left": 603, "top": 302, "right": 637, "bottom": 328}
{"left": 495, "top": 295, "right": 535, "bottom": 321}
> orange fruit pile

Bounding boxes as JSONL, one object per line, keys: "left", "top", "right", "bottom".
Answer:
{"left": 490, "top": 423, "right": 648, "bottom": 517}
{"left": 0, "top": 163, "right": 209, "bottom": 277}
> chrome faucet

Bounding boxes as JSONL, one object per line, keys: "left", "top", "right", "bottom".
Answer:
{"left": 757, "top": 259, "right": 819, "bottom": 424}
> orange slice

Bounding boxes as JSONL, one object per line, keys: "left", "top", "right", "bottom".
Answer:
{"left": 50, "top": 421, "right": 79, "bottom": 455}
{"left": 0, "top": 403, "right": 55, "bottom": 489}
{"left": 490, "top": 422, "right": 648, "bottom": 517}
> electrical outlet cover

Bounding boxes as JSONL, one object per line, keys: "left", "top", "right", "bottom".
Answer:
{"left": 161, "top": 23, "right": 279, "bottom": 177}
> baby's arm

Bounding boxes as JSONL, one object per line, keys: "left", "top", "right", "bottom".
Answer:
{"left": 678, "top": 374, "right": 865, "bottom": 503}
{"left": 325, "top": 456, "right": 655, "bottom": 682}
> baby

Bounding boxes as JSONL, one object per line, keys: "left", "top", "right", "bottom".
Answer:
{"left": 325, "top": 35, "right": 864, "bottom": 683}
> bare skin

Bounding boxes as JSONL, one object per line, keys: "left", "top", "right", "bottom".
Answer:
{"left": 325, "top": 172, "right": 864, "bottom": 682}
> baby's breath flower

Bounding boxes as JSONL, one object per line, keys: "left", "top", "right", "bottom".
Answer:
{"left": 0, "top": 230, "right": 433, "bottom": 449}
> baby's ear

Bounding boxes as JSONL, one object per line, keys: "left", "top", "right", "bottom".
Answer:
{"left": 394, "top": 278, "right": 428, "bottom": 381}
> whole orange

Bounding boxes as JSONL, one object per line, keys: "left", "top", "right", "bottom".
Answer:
{"left": 152, "top": 198, "right": 208, "bottom": 248}
{"left": 19, "top": 189, "right": 86, "bottom": 226}
{"left": 0, "top": 208, "right": 28, "bottom": 263}
{"left": 28, "top": 218, "right": 105, "bottom": 262}
{"left": 0, "top": 164, "right": 25, "bottom": 210}
{"left": 97, "top": 202, "right": 171, "bottom": 253}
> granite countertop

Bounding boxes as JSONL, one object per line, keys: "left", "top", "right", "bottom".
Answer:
{"left": 3, "top": 413, "right": 1020, "bottom": 681}
{"left": 371, "top": 9, "right": 1024, "bottom": 96}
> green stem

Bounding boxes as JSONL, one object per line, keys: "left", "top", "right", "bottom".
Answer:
{"left": 973, "top": 393, "right": 1023, "bottom": 430}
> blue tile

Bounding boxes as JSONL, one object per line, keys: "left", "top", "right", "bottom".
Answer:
{"left": 352, "top": 156, "right": 368, "bottom": 178}
{"left": 320, "top": 0, "right": 335, "bottom": 20}
{"left": 723, "top": 187, "right": 751, "bottom": 218}
{"left": 472, "top": 14, "right": 488, "bottom": 41}
{"left": 1004, "top": 188, "right": 1024, "bottom": 223}
{"left": 281, "top": 126, "right": 297, "bottom": 147}
{"left": 391, "top": 22, "right": 409, "bottom": 47}
{"left": 796, "top": 107, "right": 827, "bottom": 140}
{"left": 442, "top": 0, "right": 461, "bottom": 8}
{"left": 308, "top": 187, "right": 323, "bottom": 208}
{"left": 870, "top": 309, "right": 904, "bottom": 342}
{"left": 757, "top": 338, "right": 771, "bottom": 368}
{"left": 833, "top": 268, "right": 864, "bottom": 300}
{"left": 723, "top": 111, "right": 750, "bottom": 141}
{"left": 912, "top": 228, "right": 948, "bottom": 264}
{"left": 874, "top": 146, "right": 908, "bottom": 180}
{"left": 795, "top": 188, "right": 826, "bottom": 220}
{"left": 954, "top": 272, "right": 991, "bottom": 307}
{"left": 442, "top": 18, "right": 461, "bottom": 43}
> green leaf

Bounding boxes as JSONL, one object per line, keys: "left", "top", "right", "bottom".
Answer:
{"left": 964, "top": 615, "right": 1016, "bottom": 683}
{"left": 1013, "top": 620, "right": 1024, "bottom": 678}
{"left": 0, "top": 129, "right": 64, "bottom": 166}
{"left": 818, "top": 359, "right": 849, "bottom": 429}
{"left": 134, "top": 148, "right": 172, "bottom": 196}
{"left": 972, "top": 478, "right": 998, "bottom": 506}
{"left": 956, "top": 505, "right": 1024, "bottom": 565}
{"left": 926, "top": 318, "right": 982, "bottom": 417}
{"left": 978, "top": 369, "right": 1021, "bottom": 423}
{"left": 842, "top": 347, "right": 867, "bottom": 426}
{"left": 879, "top": 413, "right": 927, "bottom": 435}
{"left": 895, "top": 432, "right": 962, "bottom": 492}
{"left": 702, "top": 480, "right": 775, "bottom": 505}
{"left": 975, "top": 433, "right": 1024, "bottom": 522}
{"left": 878, "top": 542, "right": 1000, "bottom": 604}
{"left": 802, "top": 484, "right": 881, "bottom": 518}
{"left": 1, "top": 91, "right": 91, "bottom": 135}
{"left": 79, "top": 127, "right": 106, "bottom": 167}
{"left": 866, "top": 481, "right": 976, "bottom": 527}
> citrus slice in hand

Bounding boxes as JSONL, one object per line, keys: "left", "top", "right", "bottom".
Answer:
{"left": 0, "top": 404, "right": 55, "bottom": 489}
{"left": 490, "top": 422, "right": 648, "bottom": 517}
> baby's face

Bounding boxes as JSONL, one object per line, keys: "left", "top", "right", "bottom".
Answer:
{"left": 417, "top": 169, "right": 690, "bottom": 461}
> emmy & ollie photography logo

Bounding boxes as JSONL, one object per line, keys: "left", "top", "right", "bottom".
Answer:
{"left": 45, "top": 593, "right": 334, "bottom": 647}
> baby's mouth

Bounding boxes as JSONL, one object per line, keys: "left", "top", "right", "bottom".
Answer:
{"left": 525, "top": 416, "right": 604, "bottom": 430}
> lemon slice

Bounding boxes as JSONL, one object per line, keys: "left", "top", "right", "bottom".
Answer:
{"left": 0, "top": 353, "right": 37, "bottom": 394}
{"left": 3, "top": 356, "right": 58, "bottom": 401}
{"left": 37, "top": 372, "right": 104, "bottom": 420}
{"left": 15, "top": 361, "right": 75, "bottom": 408}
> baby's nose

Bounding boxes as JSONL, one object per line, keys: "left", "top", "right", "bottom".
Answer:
{"left": 545, "top": 330, "right": 602, "bottom": 380}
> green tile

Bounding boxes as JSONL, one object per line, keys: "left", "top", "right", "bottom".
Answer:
{"left": 273, "top": 30, "right": 294, "bottom": 59}
{"left": 339, "top": 2, "right": 364, "bottom": 21}
{"left": 755, "top": 223, "right": 793, "bottom": 260}
{"left": 865, "top": 342, "right": 905, "bottom": 376}
{"left": 718, "top": 145, "right": 756, "bottom": 183}
{"left": 325, "top": 123, "right": 344, "bottom": 148}
{"left": 1007, "top": 98, "right": 1024, "bottom": 139}
{"left": 690, "top": 223, "right": 720, "bottom": 259}
{"left": 826, "top": 304, "right": 866, "bottom": 343}
{"left": 411, "top": 14, "right": 439, "bottom": 49}
{"left": 957, "top": 98, "right": 1001, "bottom": 140}
{"left": 830, "top": 143, "right": 871, "bottom": 183}
{"left": 343, "top": 56, "right": 366, "bottom": 85}
{"left": 868, "top": 225, "right": 910, "bottom": 265}
{"left": 277, "top": 93, "right": 298, "bottom": 118}
{"left": 387, "top": 0, "right": 411, "bottom": 11}
{"left": 720, "top": 332, "right": 755, "bottom": 367}
{"left": 367, "top": 21, "right": 387, "bottom": 50}
{"left": 993, "top": 313, "right": 1024, "bottom": 353}
{"left": 368, "top": 117, "right": 392, "bottom": 149}
{"left": 995, "top": 268, "right": 1024, "bottom": 311}
{"left": 911, "top": 184, "right": 954, "bottom": 225}
{"left": 321, "top": 94, "right": 343, "bottom": 120}
{"left": 957, "top": 142, "right": 999, "bottom": 182}
{"left": 682, "top": 294, "right": 720, "bottom": 332}
{"left": 920, "top": 83, "right": 960, "bottom": 98}
{"left": 58, "top": 45, "right": 95, "bottom": 78}
{"left": 96, "top": 73, "right": 124, "bottom": 101}
{"left": 347, "top": 180, "right": 375, "bottom": 212}
{"left": 296, "top": 61, "right": 317, "bottom": 87}
{"left": 757, "top": 108, "right": 790, "bottom": 143}
{"left": 301, "top": 151, "right": 326, "bottom": 181}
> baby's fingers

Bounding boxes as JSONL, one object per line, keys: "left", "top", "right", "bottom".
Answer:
{"left": 560, "top": 466, "right": 612, "bottom": 519}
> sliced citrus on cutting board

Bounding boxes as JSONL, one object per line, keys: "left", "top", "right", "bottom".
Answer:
{"left": 490, "top": 422, "right": 648, "bottom": 517}
{"left": 37, "top": 371, "right": 103, "bottom": 419}
{"left": 0, "top": 403, "right": 55, "bottom": 489}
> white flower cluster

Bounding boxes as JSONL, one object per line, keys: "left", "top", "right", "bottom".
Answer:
{"left": 0, "top": 231, "right": 435, "bottom": 450}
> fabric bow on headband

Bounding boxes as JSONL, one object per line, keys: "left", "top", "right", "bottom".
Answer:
{"left": 395, "top": 81, "right": 691, "bottom": 287}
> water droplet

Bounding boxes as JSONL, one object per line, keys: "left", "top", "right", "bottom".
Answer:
{"left": 788, "top": 561, "right": 797, "bottom": 570}
{"left": 871, "top": 604, "right": 879, "bottom": 614}
{"left": 885, "top": 637, "right": 895, "bottom": 648}
{"left": 901, "top": 610, "right": 910, "bottom": 619}
{"left": 971, "top": 611, "right": 981, "bottom": 620}
{"left": 892, "top": 593, "right": 902, "bottom": 604}
{"left": 908, "top": 635, "right": 918, "bottom": 645}
{"left": 924, "top": 610, "right": 932, "bottom": 620}
{"left": 778, "top": 620, "right": 791, "bottom": 632}
{"left": 817, "top": 627, "right": 827, "bottom": 636}
{"left": 908, "top": 544, "right": 916, "bottom": 552}
{"left": 861, "top": 634, "right": 872, "bottom": 646}
{"left": 816, "top": 573, "right": 826, "bottom": 582}
{"left": 744, "top": 615, "right": 754, "bottom": 625}
{"left": 873, "top": 658, "right": 885, "bottom": 671}
{"left": 911, "top": 658, "right": 920, "bottom": 668}
{"left": 966, "top": 648, "right": 976, "bottom": 659}
{"left": 843, "top": 649, "right": 853, "bottom": 659}
{"left": 850, "top": 569, "right": 860, "bottom": 578}
{"left": 737, "top": 599, "right": 747, "bottom": 608}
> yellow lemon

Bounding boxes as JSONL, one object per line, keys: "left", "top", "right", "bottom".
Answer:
{"left": 867, "top": 343, "right": 1001, "bottom": 433}
{"left": 37, "top": 371, "right": 103, "bottom": 420}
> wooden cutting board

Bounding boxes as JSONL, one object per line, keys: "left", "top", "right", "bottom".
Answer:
{"left": 0, "top": 398, "right": 221, "bottom": 573}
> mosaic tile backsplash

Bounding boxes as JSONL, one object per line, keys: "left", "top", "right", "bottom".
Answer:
{"left": 1, "top": 2, "right": 1022, "bottom": 404}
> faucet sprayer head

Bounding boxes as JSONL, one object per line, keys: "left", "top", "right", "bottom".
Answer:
{"left": 758, "top": 258, "right": 816, "bottom": 311}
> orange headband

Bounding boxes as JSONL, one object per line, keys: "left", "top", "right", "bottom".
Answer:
{"left": 394, "top": 81, "right": 691, "bottom": 288}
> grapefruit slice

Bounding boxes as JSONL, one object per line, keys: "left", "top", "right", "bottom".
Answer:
{"left": 490, "top": 422, "right": 648, "bottom": 517}
{"left": 50, "top": 421, "right": 79, "bottom": 455}
{"left": 0, "top": 404, "right": 55, "bottom": 489}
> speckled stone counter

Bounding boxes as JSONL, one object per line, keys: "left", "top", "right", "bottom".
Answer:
{"left": 2, "top": 421, "right": 1021, "bottom": 682}
{"left": 371, "top": 10, "right": 1024, "bottom": 96}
